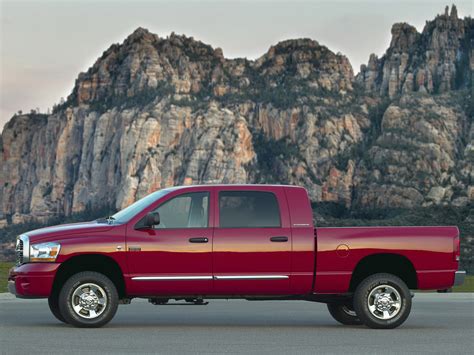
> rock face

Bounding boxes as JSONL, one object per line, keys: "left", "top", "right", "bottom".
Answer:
{"left": 0, "top": 6, "right": 472, "bottom": 224}
{"left": 357, "top": 5, "right": 471, "bottom": 98}
{"left": 354, "top": 93, "right": 472, "bottom": 209}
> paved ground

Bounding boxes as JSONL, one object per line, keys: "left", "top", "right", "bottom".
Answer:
{"left": 0, "top": 293, "right": 472, "bottom": 354}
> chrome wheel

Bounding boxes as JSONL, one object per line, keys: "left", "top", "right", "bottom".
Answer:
{"left": 71, "top": 283, "right": 107, "bottom": 319}
{"left": 367, "top": 284, "right": 401, "bottom": 320}
{"left": 327, "top": 302, "right": 362, "bottom": 325}
{"left": 341, "top": 305, "right": 357, "bottom": 317}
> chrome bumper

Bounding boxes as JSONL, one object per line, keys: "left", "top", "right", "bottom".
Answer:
{"left": 8, "top": 280, "right": 17, "bottom": 296}
{"left": 454, "top": 270, "right": 466, "bottom": 286}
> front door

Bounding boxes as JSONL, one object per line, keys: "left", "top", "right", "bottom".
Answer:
{"left": 127, "top": 189, "right": 213, "bottom": 295}
{"left": 212, "top": 187, "right": 292, "bottom": 295}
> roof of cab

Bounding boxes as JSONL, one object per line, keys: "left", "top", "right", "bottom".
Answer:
{"left": 159, "top": 184, "right": 304, "bottom": 192}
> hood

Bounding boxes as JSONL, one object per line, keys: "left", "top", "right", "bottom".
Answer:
{"left": 24, "top": 221, "right": 115, "bottom": 243}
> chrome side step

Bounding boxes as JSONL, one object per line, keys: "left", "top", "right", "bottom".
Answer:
{"left": 148, "top": 298, "right": 209, "bottom": 305}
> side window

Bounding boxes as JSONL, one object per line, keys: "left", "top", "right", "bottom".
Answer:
{"left": 155, "top": 192, "right": 209, "bottom": 229}
{"left": 219, "top": 191, "right": 281, "bottom": 228}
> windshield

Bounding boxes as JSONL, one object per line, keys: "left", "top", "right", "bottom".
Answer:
{"left": 110, "top": 188, "right": 175, "bottom": 223}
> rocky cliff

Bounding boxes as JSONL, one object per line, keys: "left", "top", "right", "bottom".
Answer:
{"left": 0, "top": 5, "right": 472, "bottom": 225}
{"left": 357, "top": 5, "right": 471, "bottom": 97}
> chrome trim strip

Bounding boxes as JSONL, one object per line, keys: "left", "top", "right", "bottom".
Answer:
{"left": 132, "top": 275, "right": 289, "bottom": 281}
{"left": 214, "top": 275, "right": 289, "bottom": 280}
{"left": 132, "top": 276, "right": 213, "bottom": 281}
{"left": 416, "top": 269, "right": 456, "bottom": 274}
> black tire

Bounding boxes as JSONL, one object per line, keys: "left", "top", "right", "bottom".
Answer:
{"left": 327, "top": 302, "right": 362, "bottom": 325}
{"left": 58, "top": 271, "right": 118, "bottom": 328}
{"left": 48, "top": 295, "right": 68, "bottom": 323}
{"left": 353, "top": 273, "right": 412, "bottom": 329}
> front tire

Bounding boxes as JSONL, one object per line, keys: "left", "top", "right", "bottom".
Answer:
{"left": 327, "top": 303, "right": 362, "bottom": 325}
{"left": 58, "top": 271, "right": 118, "bottom": 328}
{"left": 353, "top": 273, "right": 412, "bottom": 329}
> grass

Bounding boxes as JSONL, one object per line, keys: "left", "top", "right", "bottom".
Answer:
{"left": 0, "top": 261, "right": 472, "bottom": 294}
{"left": 0, "top": 262, "right": 14, "bottom": 293}
{"left": 453, "top": 275, "right": 474, "bottom": 293}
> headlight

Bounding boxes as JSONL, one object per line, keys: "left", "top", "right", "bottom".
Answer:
{"left": 30, "top": 242, "right": 61, "bottom": 262}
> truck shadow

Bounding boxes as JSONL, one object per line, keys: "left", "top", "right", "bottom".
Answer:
{"left": 28, "top": 317, "right": 440, "bottom": 330}
{"left": 31, "top": 322, "right": 438, "bottom": 331}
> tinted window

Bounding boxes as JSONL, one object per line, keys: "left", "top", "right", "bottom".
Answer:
{"left": 155, "top": 192, "right": 209, "bottom": 229}
{"left": 219, "top": 191, "right": 281, "bottom": 228}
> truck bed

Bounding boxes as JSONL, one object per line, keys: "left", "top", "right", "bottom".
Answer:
{"left": 314, "top": 226, "right": 460, "bottom": 293}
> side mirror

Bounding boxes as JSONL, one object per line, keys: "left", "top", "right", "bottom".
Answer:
{"left": 144, "top": 211, "right": 160, "bottom": 228}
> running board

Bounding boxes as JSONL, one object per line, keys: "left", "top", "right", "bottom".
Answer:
{"left": 148, "top": 298, "right": 208, "bottom": 305}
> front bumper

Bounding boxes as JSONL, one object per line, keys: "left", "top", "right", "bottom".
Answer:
{"left": 8, "top": 280, "right": 17, "bottom": 295}
{"left": 8, "top": 263, "right": 60, "bottom": 298}
{"left": 454, "top": 270, "right": 466, "bottom": 286}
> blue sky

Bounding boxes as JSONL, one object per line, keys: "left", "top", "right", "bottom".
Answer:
{"left": 0, "top": 0, "right": 472, "bottom": 129}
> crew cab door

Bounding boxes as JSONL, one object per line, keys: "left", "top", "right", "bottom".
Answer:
{"left": 212, "top": 186, "right": 292, "bottom": 295}
{"left": 126, "top": 188, "right": 213, "bottom": 295}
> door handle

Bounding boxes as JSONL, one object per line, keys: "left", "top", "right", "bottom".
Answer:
{"left": 270, "top": 236, "right": 288, "bottom": 242}
{"left": 189, "top": 237, "right": 209, "bottom": 243}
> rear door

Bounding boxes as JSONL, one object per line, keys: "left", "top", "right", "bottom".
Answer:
{"left": 212, "top": 186, "right": 292, "bottom": 295}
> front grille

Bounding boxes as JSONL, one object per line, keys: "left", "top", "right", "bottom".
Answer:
{"left": 16, "top": 238, "right": 23, "bottom": 265}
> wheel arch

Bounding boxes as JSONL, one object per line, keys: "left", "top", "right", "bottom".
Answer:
{"left": 349, "top": 253, "right": 417, "bottom": 291}
{"left": 52, "top": 254, "right": 126, "bottom": 299}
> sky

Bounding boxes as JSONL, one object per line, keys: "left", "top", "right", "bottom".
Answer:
{"left": 0, "top": 0, "right": 472, "bottom": 130}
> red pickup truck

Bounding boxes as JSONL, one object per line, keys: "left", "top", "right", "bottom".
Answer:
{"left": 8, "top": 184, "right": 465, "bottom": 329}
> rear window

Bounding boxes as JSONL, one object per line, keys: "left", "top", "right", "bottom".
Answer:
{"left": 219, "top": 191, "right": 281, "bottom": 228}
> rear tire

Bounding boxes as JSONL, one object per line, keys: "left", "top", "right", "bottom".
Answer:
{"left": 353, "top": 273, "right": 412, "bottom": 329}
{"left": 327, "top": 303, "right": 362, "bottom": 325}
{"left": 48, "top": 295, "right": 67, "bottom": 323}
{"left": 58, "top": 271, "right": 118, "bottom": 328}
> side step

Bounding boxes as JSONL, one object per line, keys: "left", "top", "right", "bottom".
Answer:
{"left": 148, "top": 298, "right": 209, "bottom": 305}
